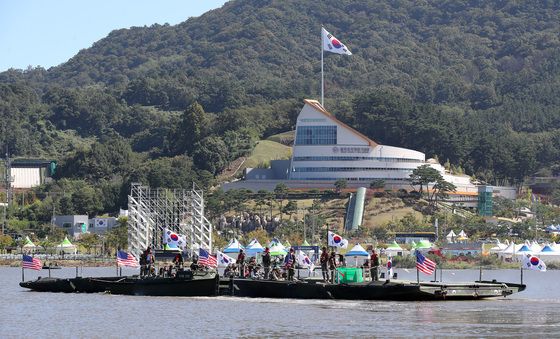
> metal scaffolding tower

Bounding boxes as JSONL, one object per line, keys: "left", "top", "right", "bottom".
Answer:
{"left": 127, "top": 183, "right": 212, "bottom": 258}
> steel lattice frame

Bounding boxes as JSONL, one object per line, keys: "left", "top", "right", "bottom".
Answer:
{"left": 127, "top": 183, "right": 212, "bottom": 258}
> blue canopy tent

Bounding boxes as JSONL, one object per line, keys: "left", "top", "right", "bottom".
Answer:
{"left": 540, "top": 245, "right": 555, "bottom": 252}
{"left": 345, "top": 244, "right": 369, "bottom": 267}
{"left": 223, "top": 238, "right": 245, "bottom": 254}
{"left": 246, "top": 239, "right": 264, "bottom": 256}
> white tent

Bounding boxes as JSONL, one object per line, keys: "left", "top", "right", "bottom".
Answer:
{"left": 22, "top": 236, "right": 38, "bottom": 253}
{"left": 446, "top": 230, "right": 457, "bottom": 243}
{"left": 246, "top": 239, "right": 264, "bottom": 256}
{"left": 385, "top": 241, "right": 406, "bottom": 257}
{"left": 489, "top": 240, "right": 508, "bottom": 254}
{"left": 56, "top": 236, "right": 77, "bottom": 254}
{"left": 223, "top": 238, "right": 244, "bottom": 254}
{"left": 498, "top": 241, "right": 516, "bottom": 259}
{"left": 537, "top": 244, "right": 560, "bottom": 261}
{"left": 345, "top": 243, "right": 369, "bottom": 267}
{"left": 268, "top": 238, "right": 285, "bottom": 250}
{"left": 530, "top": 241, "right": 542, "bottom": 253}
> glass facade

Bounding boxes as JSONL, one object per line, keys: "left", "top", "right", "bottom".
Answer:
{"left": 295, "top": 126, "right": 337, "bottom": 145}
{"left": 293, "top": 167, "right": 413, "bottom": 172}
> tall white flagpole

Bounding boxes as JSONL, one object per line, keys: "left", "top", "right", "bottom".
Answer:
{"left": 321, "top": 26, "right": 324, "bottom": 107}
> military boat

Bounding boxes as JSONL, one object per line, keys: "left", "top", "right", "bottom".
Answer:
{"left": 220, "top": 277, "right": 526, "bottom": 301}
{"left": 20, "top": 270, "right": 219, "bottom": 297}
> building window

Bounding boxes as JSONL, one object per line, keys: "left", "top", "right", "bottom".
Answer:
{"left": 293, "top": 156, "right": 422, "bottom": 162}
{"left": 295, "top": 126, "right": 337, "bottom": 145}
{"left": 62, "top": 222, "right": 72, "bottom": 228}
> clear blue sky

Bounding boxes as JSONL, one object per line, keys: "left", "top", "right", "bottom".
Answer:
{"left": 0, "top": 0, "right": 228, "bottom": 71}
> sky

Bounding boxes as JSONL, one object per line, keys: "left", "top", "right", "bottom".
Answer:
{"left": 0, "top": 0, "right": 228, "bottom": 71}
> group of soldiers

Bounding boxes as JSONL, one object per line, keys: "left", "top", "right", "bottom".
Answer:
{"left": 320, "top": 246, "right": 380, "bottom": 282}
{"left": 139, "top": 245, "right": 381, "bottom": 283}
{"left": 233, "top": 247, "right": 298, "bottom": 281}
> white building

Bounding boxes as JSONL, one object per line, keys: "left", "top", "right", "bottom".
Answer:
{"left": 226, "top": 99, "right": 515, "bottom": 200}
{"left": 288, "top": 99, "right": 476, "bottom": 193}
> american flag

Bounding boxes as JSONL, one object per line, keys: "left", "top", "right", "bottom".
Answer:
{"left": 416, "top": 251, "right": 436, "bottom": 275}
{"left": 22, "top": 254, "right": 42, "bottom": 270}
{"left": 199, "top": 248, "right": 217, "bottom": 268}
{"left": 117, "top": 250, "right": 139, "bottom": 267}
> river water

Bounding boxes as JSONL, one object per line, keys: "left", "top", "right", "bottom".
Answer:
{"left": 2, "top": 267, "right": 559, "bottom": 338}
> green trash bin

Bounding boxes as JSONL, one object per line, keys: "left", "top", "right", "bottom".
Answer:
{"left": 337, "top": 267, "right": 363, "bottom": 283}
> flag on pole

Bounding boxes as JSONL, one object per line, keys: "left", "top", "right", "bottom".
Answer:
{"left": 322, "top": 27, "right": 352, "bottom": 55}
{"left": 297, "top": 251, "right": 315, "bottom": 271}
{"left": 22, "top": 254, "right": 42, "bottom": 270}
{"left": 216, "top": 250, "right": 236, "bottom": 267}
{"left": 163, "top": 228, "right": 186, "bottom": 249}
{"left": 117, "top": 250, "right": 139, "bottom": 267}
{"left": 416, "top": 250, "right": 436, "bottom": 275}
{"left": 522, "top": 254, "right": 546, "bottom": 272}
{"left": 199, "top": 248, "right": 218, "bottom": 268}
{"left": 328, "top": 231, "right": 349, "bottom": 249}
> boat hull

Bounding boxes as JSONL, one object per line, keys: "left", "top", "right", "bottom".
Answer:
{"left": 223, "top": 278, "right": 526, "bottom": 301}
{"left": 20, "top": 272, "right": 219, "bottom": 297}
{"left": 100, "top": 272, "right": 219, "bottom": 296}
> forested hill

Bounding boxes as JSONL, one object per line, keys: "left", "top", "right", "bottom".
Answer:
{"left": 2, "top": 0, "right": 560, "bottom": 192}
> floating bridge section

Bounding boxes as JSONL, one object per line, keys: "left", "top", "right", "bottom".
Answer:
{"left": 127, "top": 183, "right": 212, "bottom": 258}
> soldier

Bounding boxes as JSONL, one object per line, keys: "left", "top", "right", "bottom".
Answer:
{"left": 370, "top": 249, "right": 379, "bottom": 281}
{"left": 328, "top": 250, "right": 337, "bottom": 283}
{"left": 320, "top": 247, "right": 330, "bottom": 281}
{"left": 262, "top": 247, "right": 271, "bottom": 279}
{"left": 237, "top": 249, "right": 246, "bottom": 277}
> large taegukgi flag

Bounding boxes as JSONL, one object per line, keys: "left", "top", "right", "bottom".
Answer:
{"left": 522, "top": 254, "right": 546, "bottom": 272}
{"left": 328, "top": 231, "right": 348, "bottom": 249}
{"left": 163, "top": 228, "right": 186, "bottom": 249}
{"left": 322, "top": 27, "right": 352, "bottom": 55}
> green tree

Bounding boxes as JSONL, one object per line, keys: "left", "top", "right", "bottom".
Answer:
{"left": 369, "top": 179, "right": 385, "bottom": 190}
{"left": 192, "top": 136, "right": 229, "bottom": 174}
{"left": 282, "top": 200, "right": 298, "bottom": 221}
{"left": 410, "top": 164, "right": 441, "bottom": 196}
{"left": 105, "top": 217, "right": 128, "bottom": 254}
{"left": 430, "top": 178, "right": 457, "bottom": 206}
{"left": 0, "top": 234, "right": 13, "bottom": 250}
{"left": 79, "top": 233, "right": 100, "bottom": 254}
{"left": 334, "top": 179, "right": 348, "bottom": 193}
{"left": 171, "top": 102, "right": 209, "bottom": 155}
{"left": 274, "top": 183, "right": 289, "bottom": 221}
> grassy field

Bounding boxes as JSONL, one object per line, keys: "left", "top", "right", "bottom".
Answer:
{"left": 243, "top": 140, "right": 292, "bottom": 169}
{"left": 266, "top": 130, "right": 294, "bottom": 145}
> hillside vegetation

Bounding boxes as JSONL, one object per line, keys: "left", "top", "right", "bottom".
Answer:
{"left": 1, "top": 0, "right": 560, "bottom": 223}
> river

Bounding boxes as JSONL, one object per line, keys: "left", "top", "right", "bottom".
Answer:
{"left": 1, "top": 267, "right": 559, "bottom": 338}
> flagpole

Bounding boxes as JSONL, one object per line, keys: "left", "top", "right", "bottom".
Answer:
{"left": 321, "top": 26, "right": 324, "bottom": 107}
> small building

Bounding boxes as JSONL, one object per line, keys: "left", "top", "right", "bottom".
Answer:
{"left": 441, "top": 242, "right": 483, "bottom": 256}
{"left": 10, "top": 159, "right": 56, "bottom": 189}
{"left": 53, "top": 215, "right": 89, "bottom": 239}
{"left": 53, "top": 215, "right": 118, "bottom": 239}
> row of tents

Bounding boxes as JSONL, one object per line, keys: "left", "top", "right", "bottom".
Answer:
{"left": 490, "top": 240, "right": 560, "bottom": 261}
{"left": 21, "top": 236, "right": 77, "bottom": 254}
{"left": 222, "top": 238, "right": 435, "bottom": 259}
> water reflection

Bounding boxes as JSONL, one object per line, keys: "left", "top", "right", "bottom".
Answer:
{"left": 3, "top": 267, "right": 560, "bottom": 338}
